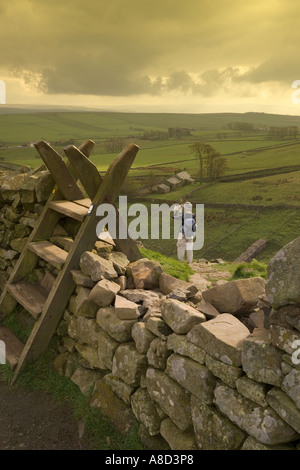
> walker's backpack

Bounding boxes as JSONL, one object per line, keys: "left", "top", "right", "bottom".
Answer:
{"left": 183, "top": 214, "right": 196, "bottom": 238}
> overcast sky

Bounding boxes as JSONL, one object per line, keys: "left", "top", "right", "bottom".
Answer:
{"left": 1, "top": 0, "right": 300, "bottom": 113}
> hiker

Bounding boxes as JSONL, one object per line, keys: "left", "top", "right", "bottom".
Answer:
{"left": 173, "top": 201, "right": 196, "bottom": 264}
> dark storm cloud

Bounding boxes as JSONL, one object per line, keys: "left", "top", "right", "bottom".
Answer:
{"left": 1, "top": 0, "right": 300, "bottom": 97}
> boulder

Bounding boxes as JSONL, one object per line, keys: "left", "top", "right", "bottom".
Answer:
{"left": 89, "top": 279, "right": 120, "bottom": 307}
{"left": 266, "top": 387, "right": 300, "bottom": 434}
{"left": 195, "top": 300, "right": 220, "bottom": 320}
{"left": 96, "top": 307, "right": 136, "bottom": 342}
{"left": 146, "top": 368, "right": 192, "bottom": 431}
{"left": 67, "top": 316, "right": 101, "bottom": 347}
{"left": 75, "top": 343, "right": 105, "bottom": 369}
{"left": 241, "top": 436, "right": 296, "bottom": 450}
{"left": 202, "top": 277, "right": 265, "bottom": 314}
{"left": 70, "top": 367, "right": 104, "bottom": 397}
{"left": 191, "top": 397, "right": 245, "bottom": 450}
{"left": 71, "top": 270, "right": 95, "bottom": 288}
{"left": 97, "top": 328, "right": 119, "bottom": 370}
{"left": 79, "top": 251, "right": 118, "bottom": 281}
{"left": 161, "top": 299, "right": 205, "bottom": 334}
{"left": 214, "top": 384, "right": 299, "bottom": 445}
{"left": 160, "top": 418, "right": 197, "bottom": 450}
{"left": 112, "top": 343, "right": 147, "bottom": 387}
{"left": 242, "top": 328, "right": 283, "bottom": 386}
{"left": 114, "top": 295, "right": 140, "bottom": 320}
{"left": 145, "top": 316, "right": 172, "bottom": 339}
{"left": 113, "top": 275, "right": 127, "bottom": 291}
{"left": 166, "top": 333, "right": 206, "bottom": 364}
{"left": 166, "top": 353, "right": 216, "bottom": 404}
{"left": 269, "top": 324, "right": 300, "bottom": 354}
{"left": 132, "top": 322, "right": 156, "bottom": 354}
{"left": 103, "top": 373, "right": 135, "bottom": 406}
{"left": 281, "top": 368, "right": 300, "bottom": 409}
{"left": 159, "top": 273, "right": 198, "bottom": 297}
{"left": 9, "top": 237, "right": 28, "bottom": 253}
{"left": 130, "top": 258, "right": 163, "bottom": 289}
{"left": 74, "top": 287, "right": 98, "bottom": 318}
{"left": 131, "top": 388, "right": 162, "bottom": 436}
{"left": 236, "top": 376, "right": 269, "bottom": 408}
{"left": 90, "top": 381, "right": 136, "bottom": 434}
{"left": 138, "top": 424, "right": 170, "bottom": 451}
{"left": 100, "top": 251, "right": 130, "bottom": 275}
{"left": 147, "top": 338, "right": 171, "bottom": 369}
{"left": 265, "top": 236, "right": 300, "bottom": 308}
{"left": 205, "top": 354, "right": 243, "bottom": 388}
{"left": 120, "top": 288, "right": 163, "bottom": 307}
{"left": 94, "top": 240, "right": 114, "bottom": 253}
{"left": 269, "top": 305, "right": 300, "bottom": 330}
{"left": 187, "top": 314, "right": 250, "bottom": 367}
{"left": 34, "top": 171, "right": 54, "bottom": 202}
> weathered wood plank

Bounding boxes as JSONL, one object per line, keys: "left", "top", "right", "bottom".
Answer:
{"left": 49, "top": 200, "right": 88, "bottom": 221}
{"left": 64, "top": 145, "right": 102, "bottom": 199}
{"left": 73, "top": 198, "right": 92, "bottom": 208}
{"left": 29, "top": 241, "right": 68, "bottom": 270}
{"left": 64, "top": 144, "right": 141, "bottom": 261}
{"left": 12, "top": 144, "right": 139, "bottom": 382}
{"left": 7, "top": 281, "right": 47, "bottom": 319}
{"left": 0, "top": 327, "right": 24, "bottom": 369}
{"left": 34, "top": 140, "right": 84, "bottom": 201}
{"left": 50, "top": 236, "right": 73, "bottom": 252}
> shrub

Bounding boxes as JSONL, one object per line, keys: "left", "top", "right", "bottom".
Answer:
{"left": 231, "top": 259, "right": 267, "bottom": 280}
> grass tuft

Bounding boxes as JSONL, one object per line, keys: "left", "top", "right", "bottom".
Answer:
{"left": 140, "top": 247, "right": 193, "bottom": 281}
{"left": 231, "top": 259, "right": 268, "bottom": 280}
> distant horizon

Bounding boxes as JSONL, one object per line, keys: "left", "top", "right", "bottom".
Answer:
{"left": 1, "top": 103, "right": 300, "bottom": 119}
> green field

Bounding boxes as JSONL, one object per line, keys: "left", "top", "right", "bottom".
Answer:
{"left": 2, "top": 109, "right": 300, "bottom": 263}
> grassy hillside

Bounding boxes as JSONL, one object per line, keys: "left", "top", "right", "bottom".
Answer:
{"left": 1, "top": 109, "right": 300, "bottom": 263}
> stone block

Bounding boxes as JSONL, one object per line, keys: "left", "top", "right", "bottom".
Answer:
{"left": 202, "top": 277, "right": 265, "bottom": 314}
{"left": 161, "top": 299, "right": 205, "bottom": 334}
{"left": 242, "top": 328, "right": 283, "bottom": 386}
{"left": 191, "top": 397, "right": 245, "bottom": 450}
{"left": 166, "top": 353, "right": 216, "bottom": 404}
{"left": 187, "top": 314, "right": 250, "bottom": 366}
{"left": 214, "top": 384, "right": 299, "bottom": 445}
{"left": 112, "top": 343, "right": 148, "bottom": 387}
{"left": 146, "top": 368, "right": 192, "bottom": 432}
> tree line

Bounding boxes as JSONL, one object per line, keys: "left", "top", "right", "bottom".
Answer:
{"left": 189, "top": 142, "right": 228, "bottom": 183}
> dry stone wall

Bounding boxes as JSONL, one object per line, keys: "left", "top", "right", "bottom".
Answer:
{"left": 54, "top": 244, "right": 300, "bottom": 450}
{"left": 0, "top": 167, "right": 54, "bottom": 290}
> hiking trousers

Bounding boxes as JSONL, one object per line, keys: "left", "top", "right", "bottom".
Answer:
{"left": 177, "top": 235, "right": 193, "bottom": 264}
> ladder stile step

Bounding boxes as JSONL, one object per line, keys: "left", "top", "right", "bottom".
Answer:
{"left": 74, "top": 198, "right": 92, "bottom": 208}
{"left": 28, "top": 241, "right": 68, "bottom": 270}
{"left": 0, "top": 327, "right": 24, "bottom": 369}
{"left": 7, "top": 281, "right": 47, "bottom": 319}
{"left": 48, "top": 200, "right": 89, "bottom": 221}
{"left": 50, "top": 236, "right": 73, "bottom": 252}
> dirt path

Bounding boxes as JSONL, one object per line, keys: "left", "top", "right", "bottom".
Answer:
{"left": 0, "top": 381, "right": 91, "bottom": 450}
